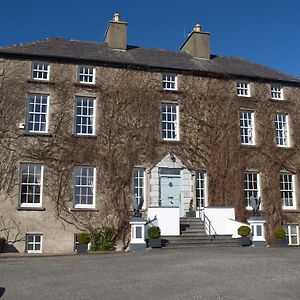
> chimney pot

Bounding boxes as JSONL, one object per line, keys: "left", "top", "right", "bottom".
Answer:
{"left": 113, "top": 13, "right": 120, "bottom": 22}
{"left": 194, "top": 24, "right": 201, "bottom": 32}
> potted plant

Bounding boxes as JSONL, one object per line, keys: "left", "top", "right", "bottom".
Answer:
{"left": 273, "top": 227, "right": 288, "bottom": 247}
{"left": 0, "top": 237, "right": 6, "bottom": 253}
{"left": 186, "top": 199, "right": 196, "bottom": 217}
{"left": 76, "top": 232, "right": 91, "bottom": 253}
{"left": 147, "top": 226, "right": 161, "bottom": 248}
{"left": 238, "top": 226, "right": 251, "bottom": 246}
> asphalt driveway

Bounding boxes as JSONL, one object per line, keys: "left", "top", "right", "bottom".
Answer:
{"left": 0, "top": 247, "right": 299, "bottom": 300}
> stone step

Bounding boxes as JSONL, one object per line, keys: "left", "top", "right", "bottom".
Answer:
{"left": 163, "top": 243, "right": 241, "bottom": 249}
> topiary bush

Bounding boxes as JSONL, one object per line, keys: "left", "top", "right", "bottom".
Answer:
{"left": 77, "top": 232, "right": 91, "bottom": 244}
{"left": 0, "top": 237, "right": 6, "bottom": 242}
{"left": 148, "top": 226, "right": 161, "bottom": 239}
{"left": 238, "top": 226, "right": 251, "bottom": 237}
{"left": 90, "top": 227, "right": 117, "bottom": 251}
{"left": 274, "top": 227, "right": 286, "bottom": 239}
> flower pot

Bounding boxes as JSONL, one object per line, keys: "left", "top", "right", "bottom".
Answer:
{"left": 239, "top": 236, "right": 251, "bottom": 246}
{"left": 186, "top": 211, "right": 196, "bottom": 218}
{"left": 148, "top": 238, "right": 162, "bottom": 248}
{"left": 274, "top": 237, "right": 289, "bottom": 247}
{"left": 76, "top": 243, "right": 88, "bottom": 253}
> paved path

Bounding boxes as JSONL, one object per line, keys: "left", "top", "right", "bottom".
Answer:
{"left": 0, "top": 247, "right": 300, "bottom": 299}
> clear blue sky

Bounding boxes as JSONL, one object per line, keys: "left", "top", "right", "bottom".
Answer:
{"left": 1, "top": 0, "right": 299, "bottom": 77}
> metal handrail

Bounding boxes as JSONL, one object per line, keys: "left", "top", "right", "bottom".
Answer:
{"left": 198, "top": 208, "right": 217, "bottom": 241}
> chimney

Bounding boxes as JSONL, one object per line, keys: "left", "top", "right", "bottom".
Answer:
{"left": 180, "top": 24, "right": 210, "bottom": 59}
{"left": 104, "top": 13, "right": 127, "bottom": 50}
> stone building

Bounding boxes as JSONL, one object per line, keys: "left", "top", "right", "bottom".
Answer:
{"left": 0, "top": 13, "right": 300, "bottom": 253}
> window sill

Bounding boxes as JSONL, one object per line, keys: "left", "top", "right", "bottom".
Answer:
{"left": 159, "top": 139, "right": 182, "bottom": 144}
{"left": 72, "top": 134, "right": 97, "bottom": 139}
{"left": 160, "top": 89, "right": 183, "bottom": 94}
{"left": 240, "top": 144, "right": 258, "bottom": 148}
{"left": 69, "top": 208, "right": 99, "bottom": 212}
{"left": 22, "top": 132, "right": 52, "bottom": 137}
{"left": 27, "top": 79, "right": 54, "bottom": 85}
{"left": 17, "top": 207, "right": 45, "bottom": 211}
{"left": 74, "top": 83, "right": 97, "bottom": 88}
{"left": 282, "top": 209, "right": 300, "bottom": 213}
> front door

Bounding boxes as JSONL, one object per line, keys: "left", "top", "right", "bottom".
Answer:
{"left": 159, "top": 169, "right": 181, "bottom": 212}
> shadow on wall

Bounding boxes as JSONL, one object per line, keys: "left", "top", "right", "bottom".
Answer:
{"left": 0, "top": 288, "right": 5, "bottom": 298}
{"left": 3, "top": 244, "right": 19, "bottom": 253}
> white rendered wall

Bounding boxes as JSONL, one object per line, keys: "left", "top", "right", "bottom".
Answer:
{"left": 203, "top": 207, "right": 236, "bottom": 235}
{"left": 148, "top": 207, "right": 180, "bottom": 236}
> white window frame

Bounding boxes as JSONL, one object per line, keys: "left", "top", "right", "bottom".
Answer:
{"left": 236, "top": 81, "right": 250, "bottom": 97}
{"left": 32, "top": 62, "right": 49, "bottom": 81}
{"left": 274, "top": 113, "right": 290, "bottom": 147}
{"left": 243, "top": 171, "right": 261, "bottom": 209}
{"left": 271, "top": 84, "right": 283, "bottom": 100}
{"left": 73, "top": 166, "right": 96, "bottom": 209}
{"left": 161, "top": 103, "right": 179, "bottom": 141}
{"left": 240, "top": 110, "right": 255, "bottom": 145}
{"left": 280, "top": 172, "right": 296, "bottom": 210}
{"left": 26, "top": 93, "right": 49, "bottom": 133}
{"left": 195, "top": 170, "right": 207, "bottom": 209}
{"left": 162, "top": 73, "right": 177, "bottom": 90}
{"left": 26, "top": 233, "right": 43, "bottom": 253}
{"left": 74, "top": 96, "right": 96, "bottom": 135}
{"left": 78, "top": 66, "right": 95, "bottom": 84}
{"left": 285, "top": 224, "right": 299, "bottom": 246}
{"left": 132, "top": 168, "right": 146, "bottom": 210}
{"left": 19, "top": 163, "right": 43, "bottom": 208}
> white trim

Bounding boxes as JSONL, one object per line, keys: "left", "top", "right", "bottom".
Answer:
{"left": 236, "top": 81, "right": 251, "bottom": 97}
{"left": 74, "top": 96, "right": 96, "bottom": 135}
{"left": 286, "top": 224, "right": 299, "bottom": 246}
{"left": 26, "top": 233, "right": 43, "bottom": 253}
{"left": 161, "top": 103, "right": 179, "bottom": 141}
{"left": 271, "top": 84, "right": 284, "bottom": 100}
{"left": 26, "top": 93, "right": 49, "bottom": 133}
{"left": 280, "top": 172, "right": 296, "bottom": 210}
{"left": 32, "top": 61, "right": 49, "bottom": 81}
{"left": 274, "top": 113, "right": 290, "bottom": 147}
{"left": 239, "top": 110, "right": 255, "bottom": 145}
{"left": 73, "top": 166, "right": 96, "bottom": 209}
{"left": 243, "top": 171, "right": 261, "bottom": 210}
{"left": 19, "top": 163, "right": 43, "bottom": 208}
{"left": 162, "top": 73, "right": 177, "bottom": 90}
{"left": 78, "top": 66, "right": 95, "bottom": 84}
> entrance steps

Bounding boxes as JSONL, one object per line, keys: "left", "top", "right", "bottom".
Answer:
{"left": 161, "top": 217, "right": 240, "bottom": 249}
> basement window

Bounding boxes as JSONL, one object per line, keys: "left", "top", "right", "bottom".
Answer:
{"left": 236, "top": 81, "right": 250, "bottom": 97}
{"left": 285, "top": 224, "right": 299, "bottom": 246}
{"left": 78, "top": 66, "right": 95, "bottom": 84}
{"left": 162, "top": 74, "right": 177, "bottom": 90}
{"left": 26, "top": 234, "right": 43, "bottom": 253}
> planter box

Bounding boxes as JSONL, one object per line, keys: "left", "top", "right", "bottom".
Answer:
{"left": 274, "top": 237, "right": 289, "bottom": 247}
{"left": 76, "top": 244, "right": 88, "bottom": 253}
{"left": 239, "top": 236, "right": 251, "bottom": 246}
{"left": 186, "top": 211, "right": 196, "bottom": 218}
{"left": 148, "top": 238, "right": 162, "bottom": 248}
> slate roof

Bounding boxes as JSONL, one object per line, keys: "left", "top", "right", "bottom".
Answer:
{"left": 0, "top": 38, "right": 299, "bottom": 84}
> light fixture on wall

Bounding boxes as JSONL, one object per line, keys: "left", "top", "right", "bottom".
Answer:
{"left": 170, "top": 153, "right": 176, "bottom": 162}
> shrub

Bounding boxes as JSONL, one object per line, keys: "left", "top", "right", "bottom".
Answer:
{"left": 238, "top": 226, "right": 251, "bottom": 237}
{"left": 148, "top": 226, "right": 161, "bottom": 239}
{"left": 90, "top": 227, "right": 117, "bottom": 251}
{"left": 189, "top": 199, "right": 194, "bottom": 212}
{"left": 274, "top": 227, "right": 286, "bottom": 239}
{"left": 77, "top": 232, "right": 91, "bottom": 244}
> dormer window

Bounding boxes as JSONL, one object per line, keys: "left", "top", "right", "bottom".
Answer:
{"left": 162, "top": 74, "right": 177, "bottom": 90}
{"left": 236, "top": 81, "right": 250, "bottom": 97}
{"left": 78, "top": 66, "right": 95, "bottom": 84}
{"left": 271, "top": 84, "right": 283, "bottom": 100}
{"left": 32, "top": 62, "right": 49, "bottom": 80}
